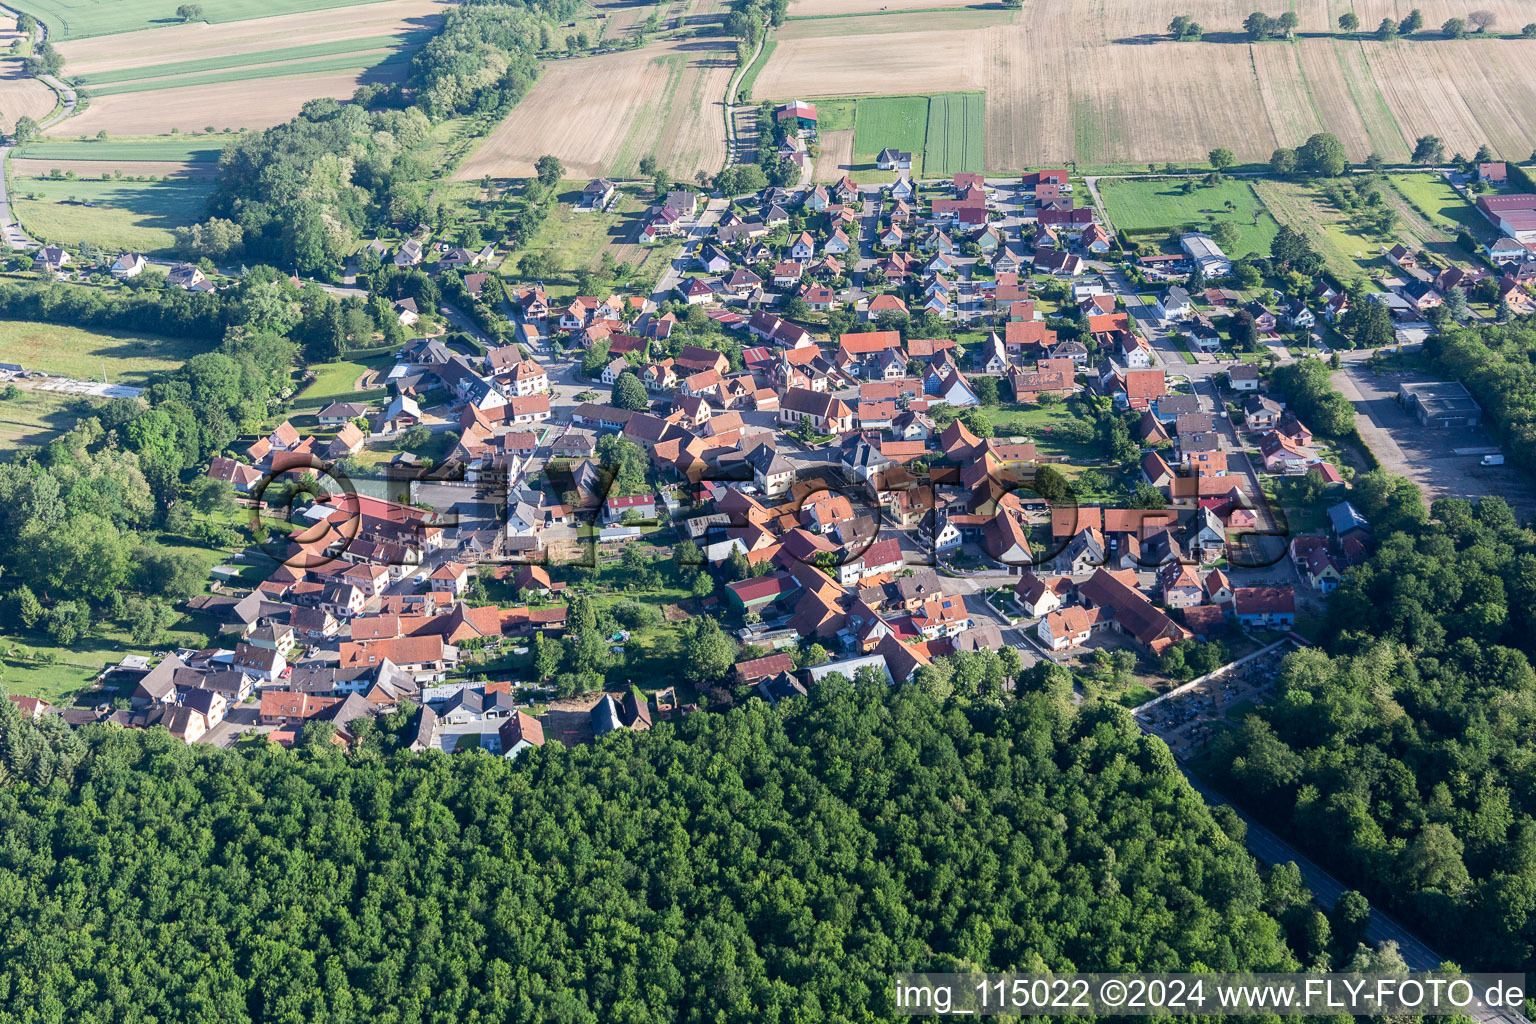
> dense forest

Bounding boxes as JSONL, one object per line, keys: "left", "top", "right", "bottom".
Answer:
{"left": 1212, "top": 492, "right": 1536, "bottom": 970}
{"left": 0, "top": 681, "right": 1329, "bottom": 1021}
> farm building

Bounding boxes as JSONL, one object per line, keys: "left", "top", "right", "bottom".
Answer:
{"left": 776, "top": 101, "right": 818, "bottom": 129}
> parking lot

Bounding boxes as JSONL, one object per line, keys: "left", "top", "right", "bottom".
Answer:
{"left": 1336, "top": 362, "right": 1536, "bottom": 519}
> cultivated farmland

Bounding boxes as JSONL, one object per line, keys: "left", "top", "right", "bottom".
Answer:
{"left": 454, "top": 40, "right": 735, "bottom": 181}
{"left": 753, "top": 0, "right": 1536, "bottom": 169}
{"left": 921, "top": 91, "right": 983, "bottom": 177}
{"left": 747, "top": 28, "right": 983, "bottom": 100}
{"left": 785, "top": 0, "right": 980, "bottom": 16}
{"left": 15, "top": 138, "right": 225, "bottom": 162}
{"left": 9, "top": 0, "right": 410, "bottom": 40}
{"left": 54, "top": 0, "right": 446, "bottom": 73}
{"left": 813, "top": 129, "right": 854, "bottom": 182}
{"left": 0, "top": 61, "right": 56, "bottom": 135}
{"left": 52, "top": 71, "right": 406, "bottom": 136}
{"left": 39, "top": 0, "right": 442, "bottom": 135}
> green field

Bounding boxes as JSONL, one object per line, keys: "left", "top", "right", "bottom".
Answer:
{"left": 75, "top": 33, "right": 423, "bottom": 86}
{"left": 88, "top": 50, "right": 410, "bottom": 96}
{"left": 7, "top": 0, "right": 402, "bottom": 40}
{"left": 1099, "top": 177, "right": 1281, "bottom": 258}
{"left": 1388, "top": 172, "right": 1496, "bottom": 243}
{"left": 852, "top": 94, "right": 928, "bottom": 162}
{"left": 0, "top": 388, "right": 87, "bottom": 450}
{"left": 921, "top": 91, "right": 983, "bottom": 177}
{"left": 291, "top": 353, "right": 393, "bottom": 414}
{"left": 15, "top": 137, "right": 226, "bottom": 162}
{"left": 13, "top": 175, "right": 215, "bottom": 251}
{"left": 0, "top": 320, "right": 205, "bottom": 384}
{"left": 812, "top": 98, "right": 855, "bottom": 134}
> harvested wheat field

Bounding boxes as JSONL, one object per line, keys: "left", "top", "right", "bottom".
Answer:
{"left": 455, "top": 42, "right": 734, "bottom": 180}
{"left": 786, "top": 0, "right": 989, "bottom": 16}
{"left": 50, "top": 71, "right": 403, "bottom": 136}
{"left": 754, "top": 0, "right": 1536, "bottom": 167}
{"left": 9, "top": 159, "right": 218, "bottom": 179}
{"left": 55, "top": 0, "right": 447, "bottom": 75}
{"left": 813, "top": 129, "right": 855, "bottom": 181}
{"left": 0, "top": 64, "right": 55, "bottom": 134}
{"left": 1366, "top": 37, "right": 1536, "bottom": 160}
{"left": 750, "top": 29, "right": 984, "bottom": 99}
{"left": 776, "top": 8, "right": 1008, "bottom": 37}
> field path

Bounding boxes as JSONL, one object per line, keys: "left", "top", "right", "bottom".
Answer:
{"left": 0, "top": 3, "right": 77, "bottom": 249}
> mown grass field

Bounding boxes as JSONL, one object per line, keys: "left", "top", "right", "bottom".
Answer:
{"left": 15, "top": 137, "right": 226, "bottom": 161}
{"left": 0, "top": 388, "right": 85, "bottom": 450}
{"left": 13, "top": 174, "right": 215, "bottom": 251}
{"left": 0, "top": 320, "right": 204, "bottom": 384}
{"left": 88, "top": 49, "right": 410, "bottom": 95}
{"left": 1099, "top": 177, "right": 1281, "bottom": 258}
{"left": 9, "top": 0, "right": 400, "bottom": 39}
{"left": 921, "top": 91, "right": 983, "bottom": 177}
{"left": 74, "top": 33, "right": 421, "bottom": 85}
{"left": 812, "top": 98, "right": 855, "bottom": 133}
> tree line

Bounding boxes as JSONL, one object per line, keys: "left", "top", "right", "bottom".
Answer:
{"left": 1170, "top": 8, "right": 1536, "bottom": 42}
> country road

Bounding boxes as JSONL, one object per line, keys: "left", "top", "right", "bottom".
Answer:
{"left": 1177, "top": 767, "right": 1530, "bottom": 1024}
{"left": 0, "top": 5, "right": 78, "bottom": 250}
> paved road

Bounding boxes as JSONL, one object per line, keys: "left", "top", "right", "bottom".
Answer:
{"left": 0, "top": 7, "right": 78, "bottom": 250}
{"left": 1179, "top": 767, "right": 1529, "bottom": 1024}
{"left": 648, "top": 198, "right": 727, "bottom": 306}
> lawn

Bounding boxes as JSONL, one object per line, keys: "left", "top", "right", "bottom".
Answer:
{"left": 14, "top": 137, "right": 227, "bottom": 162}
{"left": 1098, "top": 177, "right": 1280, "bottom": 258}
{"left": 1388, "top": 172, "right": 1496, "bottom": 244}
{"left": 8, "top": 0, "right": 402, "bottom": 39}
{"left": 75, "top": 33, "right": 423, "bottom": 86}
{"left": 87, "top": 49, "right": 411, "bottom": 96}
{"left": 0, "top": 320, "right": 204, "bottom": 384}
{"left": 12, "top": 175, "right": 216, "bottom": 251}
{"left": 290, "top": 352, "right": 393, "bottom": 415}
{"left": 981, "top": 401, "right": 1098, "bottom": 461}
{"left": 921, "top": 91, "right": 983, "bottom": 178}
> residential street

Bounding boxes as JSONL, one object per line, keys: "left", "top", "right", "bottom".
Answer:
{"left": 648, "top": 197, "right": 728, "bottom": 305}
